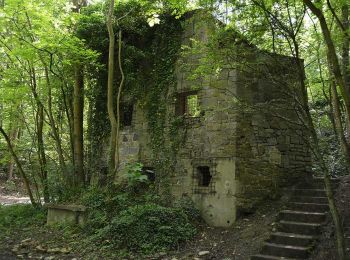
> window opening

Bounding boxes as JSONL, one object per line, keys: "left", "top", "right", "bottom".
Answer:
{"left": 142, "top": 167, "right": 155, "bottom": 182}
{"left": 175, "top": 91, "right": 200, "bottom": 117}
{"left": 120, "top": 104, "right": 133, "bottom": 127}
{"left": 186, "top": 95, "right": 200, "bottom": 117}
{"left": 197, "top": 166, "right": 212, "bottom": 187}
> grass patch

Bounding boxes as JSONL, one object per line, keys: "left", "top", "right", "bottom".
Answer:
{"left": 0, "top": 204, "right": 46, "bottom": 230}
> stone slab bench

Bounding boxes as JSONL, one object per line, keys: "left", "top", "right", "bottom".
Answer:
{"left": 46, "top": 204, "right": 87, "bottom": 226}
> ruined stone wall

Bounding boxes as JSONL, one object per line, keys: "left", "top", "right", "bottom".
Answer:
{"left": 234, "top": 54, "right": 311, "bottom": 212}
{"left": 116, "top": 11, "right": 311, "bottom": 227}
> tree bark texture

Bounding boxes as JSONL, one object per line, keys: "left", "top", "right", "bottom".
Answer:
{"left": 73, "top": 66, "right": 85, "bottom": 186}
{"left": 107, "top": 0, "right": 118, "bottom": 174}
{"left": 304, "top": 0, "right": 350, "bottom": 134}
{"left": 330, "top": 81, "right": 350, "bottom": 173}
{"left": 0, "top": 126, "right": 37, "bottom": 207}
{"left": 7, "top": 128, "right": 19, "bottom": 180}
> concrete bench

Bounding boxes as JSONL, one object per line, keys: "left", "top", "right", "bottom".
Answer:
{"left": 46, "top": 204, "right": 87, "bottom": 226}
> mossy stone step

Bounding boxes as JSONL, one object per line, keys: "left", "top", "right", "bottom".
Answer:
{"left": 251, "top": 254, "right": 296, "bottom": 259}
{"left": 288, "top": 202, "right": 328, "bottom": 213}
{"left": 268, "top": 232, "right": 315, "bottom": 247}
{"left": 292, "top": 189, "right": 326, "bottom": 197}
{"left": 290, "top": 196, "right": 328, "bottom": 204}
{"left": 279, "top": 210, "right": 326, "bottom": 224}
{"left": 279, "top": 220, "right": 322, "bottom": 236}
{"left": 261, "top": 242, "right": 310, "bottom": 258}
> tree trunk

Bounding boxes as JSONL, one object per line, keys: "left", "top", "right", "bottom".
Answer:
{"left": 287, "top": 8, "right": 347, "bottom": 256}
{"left": 43, "top": 65, "right": 68, "bottom": 183}
{"left": 73, "top": 65, "right": 85, "bottom": 186}
{"left": 29, "top": 65, "right": 50, "bottom": 203}
{"left": 7, "top": 128, "right": 19, "bottom": 180}
{"left": 330, "top": 81, "right": 350, "bottom": 173}
{"left": 115, "top": 29, "right": 124, "bottom": 173}
{"left": 0, "top": 126, "right": 37, "bottom": 207}
{"left": 342, "top": 5, "right": 349, "bottom": 93}
{"left": 304, "top": 0, "right": 350, "bottom": 133}
{"left": 107, "top": 0, "right": 118, "bottom": 175}
{"left": 71, "top": 0, "right": 86, "bottom": 187}
{"left": 36, "top": 104, "right": 50, "bottom": 203}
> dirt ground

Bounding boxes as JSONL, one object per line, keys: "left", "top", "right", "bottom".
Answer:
{"left": 1, "top": 177, "right": 349, "bottom": 260}
{"left": 0, "top": 179, "right": 288, "bottom": 260}
{"left": 0, "top": 177, "right": 31, "bottom": 205}
{"left": 169, "top": 195, "right": 289, "bottom": 260}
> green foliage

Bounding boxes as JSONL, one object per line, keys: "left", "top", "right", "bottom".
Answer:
{"left": 173, "top": 196, "right": 201, "bottom": 222}
{"left": 79, "top": 3, "right": 186, "bottom": 191}
{"left": 78, "top": 182, "right": 198, "bottom": 256}
{"left": 124, "top": 162, "right": 148, "bottom": 185}
{"left": 0, "top": 205, "right": 46, "bottom": 235}
{"left": 102, "top": 203, "right": 196, "bottom": 254}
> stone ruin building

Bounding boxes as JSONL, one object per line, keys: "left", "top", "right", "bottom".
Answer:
{"left": 113, "top": 11, "right": 311, "bottom": 227}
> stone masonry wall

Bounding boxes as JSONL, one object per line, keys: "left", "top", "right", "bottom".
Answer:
{"left": 116, "top": 11, "right": 311, "bottom": 226}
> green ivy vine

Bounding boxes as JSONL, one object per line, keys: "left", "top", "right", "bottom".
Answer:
{"left": 78, "top": 2, "right": 187, "bottom": 193}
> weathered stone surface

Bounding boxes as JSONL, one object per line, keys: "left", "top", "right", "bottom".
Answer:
{"left": 46, "top": 204, "right": 86, "bottom": 226}
{"left": 105, "top": 11, "right": 311, "bottom": 228}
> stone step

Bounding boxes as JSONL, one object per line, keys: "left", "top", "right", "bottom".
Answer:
{"left": 279, "top": 220, "right": 322, "bottom": 236}
{"left": 268, "top": 232, "right": 315, "bottom": 247}
{"left": 296, "top": 178, "right": 339, "bottom": 189}
{"left": 261, "top": 242, "right": 310, "bottom": 258}
{"left": 312, "top": 177, "right": 340, "bottom": 184}
{"left": 293, "top": 189, "right": 326, "bottom": 197}
{"left": 288, "top": 202, "right": 328, "bottom": 213}
{"left": 290, "top": 196, "right": 328, "bottom": 204}
{"left": 279, "top": 210, "right": 326, "bottom": 224}
{"left": 251, "top": 254, "right": 296, "bottom": 260}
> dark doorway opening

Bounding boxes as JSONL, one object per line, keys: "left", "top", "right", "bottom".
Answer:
{"left": 121, "top": 104, "right": 133, "bottom": 127}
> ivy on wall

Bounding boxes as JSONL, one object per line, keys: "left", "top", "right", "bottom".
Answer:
{"left": 77, "top": 2, "right": 186, "bottom": 188}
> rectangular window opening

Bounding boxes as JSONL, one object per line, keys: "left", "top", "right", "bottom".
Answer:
{"left": 175, "top": 91, "right": 200, "bottom": 117}
{"left": 197, "top": 166, "right": 212, "bottom": 187}
{"left": 121, "top": 104, "right": 133, "bottom": 127}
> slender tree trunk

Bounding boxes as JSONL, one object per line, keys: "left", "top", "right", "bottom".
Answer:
{"left": 330, "top": 81, "right": 350, "bottom": 172}
{"left": 30, "top": 66, "right": 50, "bottom": 203}
{"left": 289, "top": 16, "right": 346, "bottom": 257}
{"left": 7, "top": 128, "right": 19, "bottom": 180}
{"left": 107, "top": 0, "right": 118, "bottom": 174}
{"left": 71, "top": 0, "right": 86, "bottom": 186}
{"left": 60, "top": 82, "right": 75, "bottom": 166}
{"left": 43, "top": 65, "right": 68, "bottom": 182}
{"left": 36, "top": 104, "right": 50, "bottom": 203}
{"left": 311, "top": 131, "right": 346, "bottom": 260}
{"left": 73, "top": 66, "right": 85, "bottom": 186}
{"left": 115, "top": 29, "right": 124, "bottom": 173}
{"left": 304, "top": 0, "right": 350, "bottom": 134}
{"left": 342, "top": 5, "right": 349, "bottom": 93}
{"left": 0, "top": 126, "right": 37, "bottom": 207}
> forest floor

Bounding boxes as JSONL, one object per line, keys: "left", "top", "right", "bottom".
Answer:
{"left": 0, "top": 177, "right": 31, "bottom": 205}
{"left": 0, "top": 177, "right": 349, "bottom": 260}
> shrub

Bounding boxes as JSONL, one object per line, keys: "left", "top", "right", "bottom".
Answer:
{"left": 174, "top": 196, "right": 201, "bottom": 222}
{"left": 104, "top": 203, "right": 196, "bottom": 254}
{"left": 0, "top": 204, "right": 46, "bottom": 236}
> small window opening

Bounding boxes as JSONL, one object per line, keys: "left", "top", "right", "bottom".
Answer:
{"left": 120, "top": 104, "right": 133, "bottom": 127}
{"left": 197, "top": 166, "right": 212, "bottom": 187}
{"left": 176, "top": 91, "right": 200, "bottom": 117}
{"left": 186, "top": 95, "right": 200, "bottom": 117}
{"left": 142, "top": 167, "right": 155, "bottom": 182}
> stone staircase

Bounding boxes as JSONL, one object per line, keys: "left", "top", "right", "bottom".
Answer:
{"left": 251, "top": 177, "right": 339, "bottom": 260}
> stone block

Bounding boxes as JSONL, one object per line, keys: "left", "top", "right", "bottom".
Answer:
{"left": 267, "top": 138, "right": 277, "bottom": 145}
{"left": 46, "top": 204, "right": 86, "bottom": 226}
